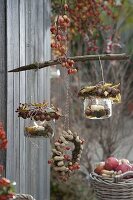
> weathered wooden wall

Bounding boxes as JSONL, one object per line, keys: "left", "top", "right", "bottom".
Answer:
{"left": 6, "top": 0, "right": 51, "bottom": 199}
{"left": 0, "top": 0, "right": 6, "bottom": 172}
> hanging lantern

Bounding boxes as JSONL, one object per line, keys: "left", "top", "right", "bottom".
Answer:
{"left": 16, "top": 101, "right": 61, "bottom": 137}
{"left": 78, "top": 82, "right": 121, "bottom": 119}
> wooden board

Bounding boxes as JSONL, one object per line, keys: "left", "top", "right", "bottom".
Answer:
{"left": 0, "top": 0, "right": 6, "bottom": 172}
{"left": 6, "top": 0, "right": 51, "bottom": 199}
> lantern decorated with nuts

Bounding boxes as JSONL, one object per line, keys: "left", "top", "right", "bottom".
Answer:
{"left": 16, "top": 102, "right": 61, "bottom": 138}
{"left": 78, "top": 83, "right": 121, "bottom": 119}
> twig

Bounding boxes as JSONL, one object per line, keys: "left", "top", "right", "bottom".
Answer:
{"left": 8, "top": 53, "right": 129, "bottom": 73}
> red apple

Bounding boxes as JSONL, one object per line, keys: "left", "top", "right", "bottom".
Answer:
{"left": 105, "top": 157, "right": 119, "bottom": 170}
{"left": 116, "top": 163, "right": 132, "bottom": 173}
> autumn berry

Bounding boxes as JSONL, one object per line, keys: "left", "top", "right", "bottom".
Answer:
{"left": 65, "top": 146, "right": 71, "bottom": 150}
{"left": 69, "top": 166, "right": 73, "bottom": 171}
{"left": 56, "top": 35, "right": 62, "bottom": 41}
{"left": 50, "top": 26, "right": 56, "bottom": 34}
{"left": 76, "top": 165, "right": 80, "bottom": 169}
{"left": 48, "top": 160, "right": 52, "bottom": 164}
{"left": 80, "top": 139, "right": 85, "bottom": 144}
{"left": 45, "top": 115, "right": 51, "bottom": 121}
{"left": 64, "top": 4, "right": 68, "bottom": 11}
{"left": 58, "top": 16, "right": 65, "bottom": 24}
{"left": 68, "top": 69, "right": 77, "bottom": 75}
{"left": 51, "top": 42, "right": 56, "bottom": 48}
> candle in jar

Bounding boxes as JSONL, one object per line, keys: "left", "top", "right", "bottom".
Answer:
{"left": 91, "top": 105, "right": 104, "bottom": 111}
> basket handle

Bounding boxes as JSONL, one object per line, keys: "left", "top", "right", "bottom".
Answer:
{"left": 114, "top": 171, "right": 133, "bottom": 183}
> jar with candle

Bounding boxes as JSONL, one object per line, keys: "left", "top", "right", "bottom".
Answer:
{"left": 16, "top": 101, "right": 61, "bottom": 137}
{"left": 78, "top": 82, "right": 121, "bottom": 119}
{"left": 84, "top": 97, "right": 112, "bottom": 119}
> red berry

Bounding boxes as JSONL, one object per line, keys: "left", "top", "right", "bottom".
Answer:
{"left": 50, "top": 26, "right": 56, "bottom": 34}
{"left": 67, "top": 69, "right": 72, "bottom": 74}
{"left": 69, "top": 166, "right": 73, "bottom": 171}
{"left": 64, "top": 155, "right": 67, "bottom": 160}
{"left": 65, "top": 146, "right": 71, "bottom": 150}
{"left": 76, "top": 165, "right": 80, "bottom": 169}
{"left": 56, "top": 35, "right": 62, "bottom": 41}
{"left": 51, "top": 43, "right": 55, "bottom": 48}
{"left": 68, "top": 69, "right": 77, "bottom": 75}
{"left": 64, "top": 4, "right": 68, "bottom": 10}
{"left": 58, "top": 16, "right": 64, "bottom": 24}
{"left": 48, "top": 160, "right": 52, "bottom": 164}
{"left": 80, "top": 139, "right": 85, "bottom": 144}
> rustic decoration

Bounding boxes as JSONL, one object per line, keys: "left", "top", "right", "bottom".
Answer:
{"left": 8, "top": 53, "right": 129, "bottom": 73}
{"left": 49, "top": 130, "right": 84, "bottom": 181}
{"left": 78, "top": 82, "right": 121, "bottom": 103}
{"left": 16, "top": 102, "right": 61, "bottom": 122}
{"left": 78, "top": 82, "right": 121, "bottom": 119}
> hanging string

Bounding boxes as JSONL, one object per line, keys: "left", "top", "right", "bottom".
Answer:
{"left": 98, "top": 56, "right": 105, "bottom": 84}
{"left": 64, "top": 74, "right": 70, "bottom": 131}
{"left": 63, "top": 0, "right": 70, "bottom": 131}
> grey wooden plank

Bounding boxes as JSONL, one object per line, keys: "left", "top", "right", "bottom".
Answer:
{"left": 19, "top": 0, "right": 26, "bottom": 193}
{"left": 12, "top": 0, "right": 20, "bottom": 192}
{"left": 6, "top": 0, "right": 20, "bottom": 192}
{"left": 0, "top": 0, "right": 6, "bottom": 172}
{"left": 6, "top": 0, "right": 16, "bottom": 183}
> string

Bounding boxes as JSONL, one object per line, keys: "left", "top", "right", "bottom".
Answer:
{"left": 64, "top": 74, "right": 70, "bottom": 131}
{"left": 98, "top": 56, "right": 105, "bottom": 84}
{"left": 62, "top": 0, "right": 70, "bottom": 131}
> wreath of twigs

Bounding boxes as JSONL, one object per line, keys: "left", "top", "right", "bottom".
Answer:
{"left": 16, "top": 102, "right": 61, "bottom": 122}
{"left": 0, "top": 126, "right": 8, "bottom": 149}
{"left": 49, "top": 130, "right": 84, "bottom": 181}
{"left": 78, "top": 82, "right": 121, "bottom": 103}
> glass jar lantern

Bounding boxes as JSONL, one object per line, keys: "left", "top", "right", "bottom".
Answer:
{"left": 24, "top": 120, "right": 54, "bottom": 138}
{"left": 84, "top": 97, "right": 112, "bottom": 119}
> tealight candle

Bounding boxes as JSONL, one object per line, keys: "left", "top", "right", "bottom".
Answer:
{"left": 91, "top": 105, "right": 104, "bottom": 111}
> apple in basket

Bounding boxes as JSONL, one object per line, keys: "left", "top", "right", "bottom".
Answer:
{"left": 93, "top": 157, "right": 133, "bottom": 179}
{"left": 105, "top": 156, "right": 119, "bottom": 170}
{"left": 116, "top": 163, "right": 132, "bottom": 173}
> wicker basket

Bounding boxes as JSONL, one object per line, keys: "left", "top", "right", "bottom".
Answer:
{"left": 90, "top": 172, "right": 133, "bottom": 200}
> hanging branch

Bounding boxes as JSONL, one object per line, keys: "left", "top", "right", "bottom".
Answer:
{"left": 8, "top": 53, "right": 129, "bottom": 73}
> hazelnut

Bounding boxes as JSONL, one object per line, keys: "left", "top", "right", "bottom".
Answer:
{"left": 45, "top": 115, "right": 51, "bottom": 121}
{"left": 34, "top": 115, "right": 40, "bottom": 121}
